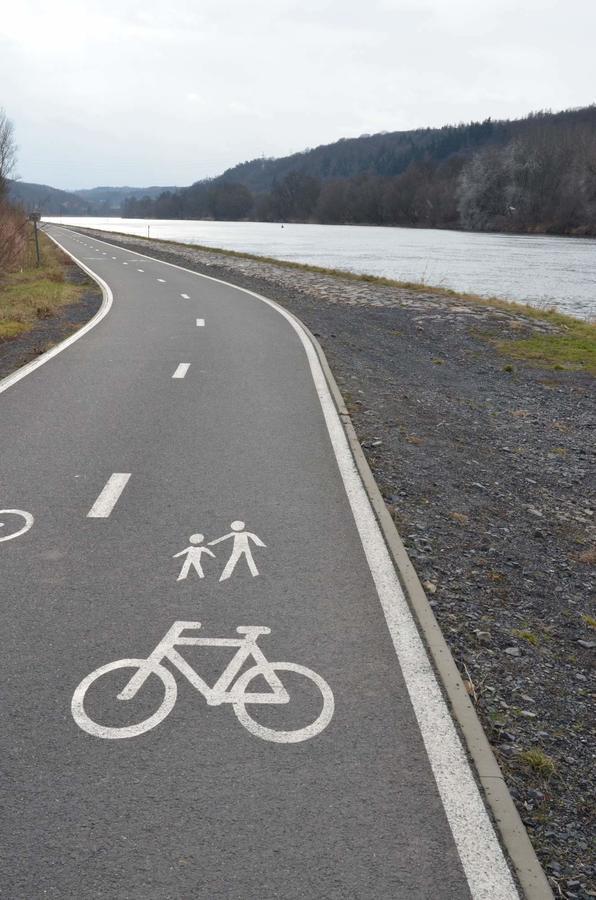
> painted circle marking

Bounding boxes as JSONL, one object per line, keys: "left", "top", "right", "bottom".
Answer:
{"left": 233, "top": 662, "right": 335, "bottom": 743}
{"left": 0, "top": 509, "right": 34, "bottom": 542}
{"left": 72, "top": 659, "right": 178, "bottom": 739}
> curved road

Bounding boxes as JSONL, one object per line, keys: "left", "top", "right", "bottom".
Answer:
{"left": 0, "top": 225, "right": 518, "bottom": 899}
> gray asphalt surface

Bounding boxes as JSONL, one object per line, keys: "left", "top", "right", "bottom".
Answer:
{"left": 1, "top": 225, "right": 495, "bottom": 898}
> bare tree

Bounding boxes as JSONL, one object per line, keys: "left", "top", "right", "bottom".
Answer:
{"left": 0, "top": 108, "right": 17, "bottom": 199}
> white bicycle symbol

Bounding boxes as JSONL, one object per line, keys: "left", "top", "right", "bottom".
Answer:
{"left": 0, "top": 509, "right": 34, "bottom": 543}
{"left": 72, "top": 621, "right": 334, "bottom": 744}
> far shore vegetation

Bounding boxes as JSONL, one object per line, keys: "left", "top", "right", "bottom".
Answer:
{"left": 94, "top": 226, "right": 596, "bottom": 376}
{"left": 122, "top": 106, "right": 596, "bottom": 239}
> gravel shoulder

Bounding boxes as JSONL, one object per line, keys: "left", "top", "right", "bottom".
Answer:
{"left": 54, "top": 229, "right": 596, "bottom": 898}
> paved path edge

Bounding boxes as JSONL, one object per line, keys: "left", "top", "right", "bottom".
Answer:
{"left": 0, "top": 231, "right": 113, "bottom": 396}
{"left": 302, "top": 319, "right": 553, "bottom": 900}
{"left": 17, "top": 226, "right": 551, "bottom": 898}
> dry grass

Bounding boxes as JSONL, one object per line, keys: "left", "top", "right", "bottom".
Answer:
{"left": 578, "top": 546, "right": 596, "bottom": 565}
{"left": 519, "top": 748, "right": 557, "bottom": 779}
{"left": 449, "top": 511, "right": 470, "bottom": 526}
{"left": 0, "top": 202, "right": 28, "bottom": 272}
{"left": 0, "top": 226, "right": 86, "bottom": 341}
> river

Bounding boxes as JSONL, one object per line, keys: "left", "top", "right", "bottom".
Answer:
{"left": 44, "top": 217, "right": 596, "bottom": 320}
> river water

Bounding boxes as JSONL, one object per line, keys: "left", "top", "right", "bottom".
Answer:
{"left": 45, "top": 217, "right": 596, "bottom": 320}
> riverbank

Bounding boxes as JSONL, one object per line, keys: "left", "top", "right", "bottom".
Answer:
{"left": 44, "top": 217, "right": 596, "bottom": 321}
{"left": 10, "top": 226, "right": 596, "bottom": 898}
{"left": 78, "top": 226, "right": 596, "bottom": 373}
{"left": 0, "top": 228, "right": 102, "bottom": 380}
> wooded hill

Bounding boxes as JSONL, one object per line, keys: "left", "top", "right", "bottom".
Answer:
{"left": 123, "top": 106, "right": 596, "bottom": 235}
{"left": 8, "top": 181, "right": 177, "bottom": 215}
{"left": 8, "top": 180, "right": 94, "bottom": 215}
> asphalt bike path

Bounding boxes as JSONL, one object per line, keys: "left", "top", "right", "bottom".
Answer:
{"left": 0, "top": 225, "right": 519, "bottom": 899}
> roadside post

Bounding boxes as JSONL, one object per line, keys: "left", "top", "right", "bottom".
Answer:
{"left": 29, "top": 211, "right": 41, "bottom": 266}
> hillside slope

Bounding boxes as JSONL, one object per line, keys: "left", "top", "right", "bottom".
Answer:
{"left": 123, "top": 105, "right": 596, "bottom": 235}
{"left": 8, "top": 180, "right": 93, "bottom": 215}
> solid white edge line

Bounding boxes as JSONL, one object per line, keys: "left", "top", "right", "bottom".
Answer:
{"left": 87, "top": 473, "right": 131, "bottom": 518}
{"left": 42, "top": 224, "right": 518, "bottom": 899}
{"left": 0, "top": 233, "right": 113, "bottom": 397}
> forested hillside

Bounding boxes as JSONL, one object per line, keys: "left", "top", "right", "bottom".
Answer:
{"left": 123, "top": 106, "right": 596, "bottom": 235}
{"left": 73, "top": 185, "right": 177, "bottom": 212}
{"left": 7, "top": 180, "right": 93, "bottom": 215}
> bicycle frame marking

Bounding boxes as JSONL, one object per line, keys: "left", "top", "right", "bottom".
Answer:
{"left": 71, "top": 621, "right": 335, "bottom": 743}
{"left": 118, "top": 621, "right": 290, "bottom": 706}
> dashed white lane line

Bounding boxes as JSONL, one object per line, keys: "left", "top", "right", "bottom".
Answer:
{"left": 180, "top": 293, "right": 190, "bottom": 299}
{"left": 157, "top": 278, "right": 166, "bottom": 283}
{"left": 196, "top": 318, "right": 205, "bottom": 327}
{"left": 123, "top": 262, "right": 128, "bottom": 265}
{"left": 172, "top": 363, "right": 190, "bottom": 379}
{"left": 87, "top": 473, "right": 131, "bottom": 518}
{"left": 137, "top": 268, "right": 144, "bottom": 272}
{"left": 112, "top": 256, "right": 117, "bottom": 259}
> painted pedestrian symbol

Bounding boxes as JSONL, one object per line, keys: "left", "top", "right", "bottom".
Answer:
{"left": 0, "top": 509, "right": 34, "bottom": 543}
{"left": 71, "top": 621, "right": 334, "bottom": 744}
{"left": 173, "top": 521, "right": 266, "bottom": 583}
{"left": 209, "top": 521, "right": 266, "bottom": 581}
{"left": 173, "top": 534, "right": 215, "bottom": 581}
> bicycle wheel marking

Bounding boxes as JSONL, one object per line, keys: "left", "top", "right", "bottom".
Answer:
{"left": 0, "top": 509, "right": 34, "bottom": 543}
{"left": 71, "top": 621, "right": 334, "bottom": 744}
{"left": 233, "top": 663, "right": 335, "bottom": 744}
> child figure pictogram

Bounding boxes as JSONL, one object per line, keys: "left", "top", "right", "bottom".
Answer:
{"left": 173, "top": 534, "right": 216, "bottom": 581}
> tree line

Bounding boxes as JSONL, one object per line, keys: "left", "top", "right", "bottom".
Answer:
{"left": 0, "top": 109, "right": 28, "bottom": 273}
{"left": 123, "top": 107, "right": 596, "bottom": 236}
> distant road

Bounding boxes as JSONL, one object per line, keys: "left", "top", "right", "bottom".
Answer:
{"left": 0, "top": 225, "right": 519, "bottom": 898}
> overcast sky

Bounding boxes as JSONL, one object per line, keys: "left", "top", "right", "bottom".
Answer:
{"left": 1, "top": 0, "right": 594, "bottom": 190}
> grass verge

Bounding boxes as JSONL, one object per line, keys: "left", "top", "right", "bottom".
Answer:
{"left": 497, "top": 316, "right": 596, "bottom": 375}
{"left": 0, "top": 226, "right": 87, "bottom": 342}
{"left": 76, "top": 226, "right": 596, "bottom": 374}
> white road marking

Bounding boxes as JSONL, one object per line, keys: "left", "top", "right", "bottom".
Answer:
{"left": 137, "top": 268, "right": 144, "bottom": 272}
{"left": 157, "top": 278, "right": 166, "bottom": 282}
{"left": 54, "top": 234, "right": 516, "bottom": 898}
{"left": 172, "top": 363, "right": 190, "bottom": 379}
{"left": 0, "top": 234, "right": 113, "bottom": 398}
{"left": 39, "top": 228, "right": 519, "bottom": 898}
{"left": 209, "top": 521, "right": 265, "bottom": 581}
{"left": 71, "top": 621, "right": 334, "bottom": 743}
{"left": 87, "top": 473, "right": 131, "bottom": 518}
{"left": 173, "top": 522, "right": 265, "bottom": 582}
{"left": 173, "top": 533, "right": 215, "bottom": 580}
{"left": 196, "top": 318, "right": 205, "bottom": 327}
{"left": 180, "top": 293, "right": 190, "bottom": 299}
{"left": 123, "top": 262, "right": 128, "bottom": 265}
{"left": 112, "top": 256, "right": 117, "bottom": 259}
{"left": 0, "top": 509, "right": 34, "bottom": 542}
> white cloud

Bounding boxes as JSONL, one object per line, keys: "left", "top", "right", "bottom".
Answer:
{"left": 1, "top": 0, "right": 594, "bottom": 188}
